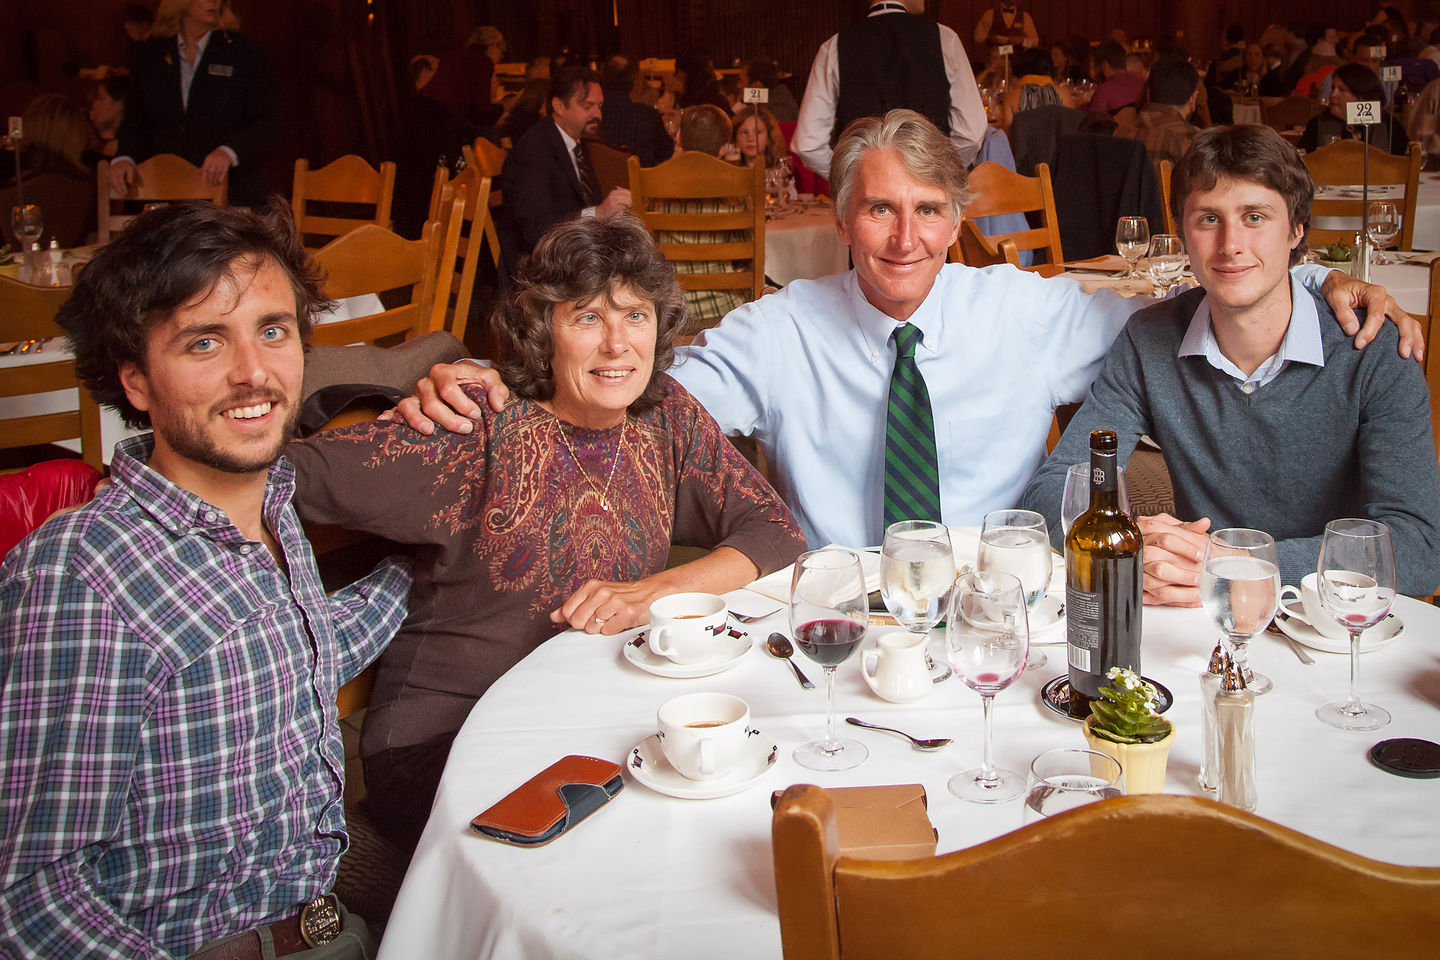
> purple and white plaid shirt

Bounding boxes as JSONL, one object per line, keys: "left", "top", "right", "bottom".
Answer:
{"left": 0, "top": 436, "right": 411, "bottom": 959}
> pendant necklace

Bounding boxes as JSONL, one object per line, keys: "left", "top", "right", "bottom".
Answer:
{"left": 555, "top": 417, "right": 630, "bottom": 511}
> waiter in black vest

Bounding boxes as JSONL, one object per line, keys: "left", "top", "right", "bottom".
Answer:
{"left": 793, "top": 0, "right": 986, "bottom": 180}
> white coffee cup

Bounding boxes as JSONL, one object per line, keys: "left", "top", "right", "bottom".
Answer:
{"left": 1279, "top": 572, "right": 1350, "bottom": 641}
{"left": 648, "top": 592, "right": 728, "bottom": 664}
{"left": 860, "top": 631, "right": 932, "bottom": 703}
{"left": 657, "top": 692, "right": 753, "bottom": 780}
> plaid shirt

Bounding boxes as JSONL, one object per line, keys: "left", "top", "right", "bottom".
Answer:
{"left": 1114, "top": 104, "right": 1200, "bottom": 167}
{"left": 0, "top": 436, "right": 410, "bottom": 959}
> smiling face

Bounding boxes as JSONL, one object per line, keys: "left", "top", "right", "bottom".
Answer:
{"left": 547, "top": 284, "right": 657, "bottom": 428}
{"left": 551, "top": 82, "right": 604, "bottom": 141}
{"left": 1182, "top": 175, "right": 1302, "bottom": 324}
{"left": 735, "top": 115, "right": 766, "bottom": 164}
{"left": 120, "top": 255, "right": 304, "bottom": 489}
{"left": 836, "top": 147, "right": 961, "bottom": 322}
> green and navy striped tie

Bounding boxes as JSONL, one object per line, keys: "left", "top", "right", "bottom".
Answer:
{"left": 884, "top": 322, "right": 942, "bottom": 530}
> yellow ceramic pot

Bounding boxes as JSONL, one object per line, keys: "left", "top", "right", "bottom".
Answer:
{"left": 1082, "top": 717, "right": 1175, "bottom": 794}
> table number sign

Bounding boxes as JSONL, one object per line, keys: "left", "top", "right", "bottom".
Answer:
{"left": 996, "top": 44, "right": 1014, "bottom": 56}
{"left": 743, "top": 87, "right": 770, "bottom": 104}
{"left": 1346, "top": 101, "right": 1381, "bottom": 125}
{"left": 1380, "top": 66, "right": 1402, "bottom": 83}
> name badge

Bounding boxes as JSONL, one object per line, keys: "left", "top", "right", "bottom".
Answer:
{"left": 208, "top": 64, "right": 234, "bottom": 77}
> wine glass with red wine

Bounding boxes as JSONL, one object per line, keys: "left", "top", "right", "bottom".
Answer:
{"left": 946, "top": 571, "right": 1029, "bottom": 802}
{"left": 790, "top": 547, "right": 870, "bottom": 771}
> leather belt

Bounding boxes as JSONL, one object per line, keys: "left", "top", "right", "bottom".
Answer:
{"left": 188, "top": 895, "right": 342, "bottom": 960}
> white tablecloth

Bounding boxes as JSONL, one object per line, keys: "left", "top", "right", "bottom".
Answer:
{"left": 763, "top": 204, "right": 848, "bottom": 287}
{"left": 1313, "top": 175, "right": 1440, "bottom": 252}
{"left": 379, "top": 582, "right": 1440, "bottom": 960}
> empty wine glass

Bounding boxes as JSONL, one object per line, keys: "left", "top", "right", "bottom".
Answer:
{"left": 1146, "top": 233, "right": 1185, "bottom": 296}
{"left": 946, "top": 571, "right": 1029, "bottom": 803}
{"left": 1061, "top": 462, "right": 1129, "bottom": 536}
{"left": 978, "top": 509, "right": 1052, "bottom": 669}
{"left": 1200, "top": 528, "right": 1280, "bottom": 695}
{"left": 1315, "top": 519, "right": 1397, "bottom": 730}
{"left": 1115, "top": 216, "right": 1149, "bottom": 278}
{"left": 790, "top": 548, "right": 870, "bottom": 771}
{"left": 10, "top": 203, "right": 43, "bottom": 249}
{"left": 1366, "top": 199, "right": 1400, "bottom": 265}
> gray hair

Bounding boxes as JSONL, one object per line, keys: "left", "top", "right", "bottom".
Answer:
{"left": 829, "top": 109, "right": 976, "bottom": 223}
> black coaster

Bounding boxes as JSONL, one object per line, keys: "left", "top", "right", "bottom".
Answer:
{"left": 1040, "top": 675, "right": 1174, "bottom": 723}
{"left": 1369, "top": 738, "right": 1440, "bottom": 779}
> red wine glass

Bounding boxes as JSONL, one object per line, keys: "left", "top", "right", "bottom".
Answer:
{"left": 790, "top": 547, "right": 869, "bottom": 771}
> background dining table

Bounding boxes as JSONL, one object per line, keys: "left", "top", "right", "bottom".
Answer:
{"left": 376, "top": 535, "right": 1440, "bottom": 960}
{"left": 762, "top": 200, "right": 849, "bottom": 288}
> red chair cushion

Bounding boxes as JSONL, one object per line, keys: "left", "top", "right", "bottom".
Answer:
{"left": 0, "top": 460, "right": 105, "bottom": 556}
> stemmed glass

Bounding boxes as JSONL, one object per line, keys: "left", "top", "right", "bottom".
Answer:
{"left": 1061, "top": 463, "right": 1129, "bottom": 536}
{"left": 946, "top": 571, "right": 1029, "bottom": 802}
{"left": 10, "top": 203, "right": 43, "bottom": 249}
{"left": 1146, "top": 233, "right": 1185, "bottom": 296}
{"left": 1199, "top": 528, "right": 1280, "bottom": 695}
{"left": 1315, "top": 519, "right": 1397, "bottom": 730}
{"left": 1366, "top": 199, "right": 1400, "bottom": 265}
{"left": 978, "top": 509, "right": 1052, "bottom": 669}
{"left": 1115, "top": 216, "right": 1149, "bottom": 278}
{"left": 880, "top": 520, "right": 953, "bottom": 675}
{"left": 790, "top": 547, "right": 870, "bottom": 771}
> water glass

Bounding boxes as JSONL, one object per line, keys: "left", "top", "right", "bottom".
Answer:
{"left": 1061, "top": 462, "right": 1129, "bottom": 535}
{"left": 10, "top": 203, "right": 43, "bottom": 249}
{"left": 880, "top": 519, "right": 953, "bottom": 634}
{"left": 1200, "top": 528, "right": 1280, "bottom": 695}
{"left": 1023, "top": 748, "right": 1124, "bottom": 824}
{"left": 1146, "top": 233, "right": 1185, "bottom": 296}
{"left": 978, "top": 509, "right": 1052, "bottom": 669}
{"left": 1366, "top": 200, "right": 1400, "bottom": 265}
{"left": 1115, "top": 216, "right": 1149, "bottom": 278}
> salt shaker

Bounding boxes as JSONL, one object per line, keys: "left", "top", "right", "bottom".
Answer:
{"left": 1198, "top": 642, "right": 1226, "bottom": 793}
{"left": 1216, "top": 653, "right": 1257, "bottom": 812}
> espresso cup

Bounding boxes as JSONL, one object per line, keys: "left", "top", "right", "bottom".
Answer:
{"left": 1279, "top": 572, "right": 1350, "bottom": 642}
{"left": 647, "top": 592, "right": 728, "bottom": 664}
{"left": 657, "top": 692, "right": 752, "bottom": 780}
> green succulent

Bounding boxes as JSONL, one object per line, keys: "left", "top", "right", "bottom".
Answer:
{"left": 1088, "top": 667, "right": 1173, "bottom": 745}
{"left": 1321, "top": 241, "right": 1353, "bottom": 263}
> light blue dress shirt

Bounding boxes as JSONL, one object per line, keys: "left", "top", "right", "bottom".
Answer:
{"left": 1177, "top": 273, "right": 1327, "bottom": 392}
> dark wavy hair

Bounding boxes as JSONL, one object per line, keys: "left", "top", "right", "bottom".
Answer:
{"left": 491, "top": 215, "right": 685, "bottom": 413}
{"left": 56, "top": 200, "right": 331, "bottom": 428}
{"left": 1171, "top": 124, "right": 1314, "bottom": 266}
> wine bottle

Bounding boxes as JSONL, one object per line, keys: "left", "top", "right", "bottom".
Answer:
{"left": 1064, "top": 430, "right": 1143, "bottom": 719}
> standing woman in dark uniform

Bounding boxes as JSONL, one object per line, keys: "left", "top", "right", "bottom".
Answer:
{"left": 109, "top": 0, "right": 274, "bottom": 207}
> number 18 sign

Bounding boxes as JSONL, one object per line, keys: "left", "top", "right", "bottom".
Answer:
{"left": 1346, "top": 100, "right": 1382, "bottom": 125}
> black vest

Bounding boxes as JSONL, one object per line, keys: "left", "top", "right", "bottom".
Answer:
{"left": 833, "top": 13, "right": 951, "bottom": 146}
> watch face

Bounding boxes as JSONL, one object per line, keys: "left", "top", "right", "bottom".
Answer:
{"left": 1369, "top": 738, "right": 1440, "bottom": 779}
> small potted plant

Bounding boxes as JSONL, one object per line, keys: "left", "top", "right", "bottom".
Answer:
{"left": 1316, "top": 240, "right": 1354, "bottom": 274}
{"left": 1082, "top": 667, "right": 1175, "bottom": 794}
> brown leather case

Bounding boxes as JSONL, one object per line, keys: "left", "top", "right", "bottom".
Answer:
{"left": 470, "top": 755, "right": 624, "bottom": 846}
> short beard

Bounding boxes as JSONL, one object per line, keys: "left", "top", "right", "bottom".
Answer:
{"left": 158, "top": 401, "right": 299, "bottom": 475}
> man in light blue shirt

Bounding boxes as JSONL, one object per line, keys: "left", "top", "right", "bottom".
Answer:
{"left": 400, "top": 111, "right": 1418, "bottom": 549}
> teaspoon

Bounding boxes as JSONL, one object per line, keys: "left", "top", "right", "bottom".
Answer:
{"left": 765, "top": 633, "right": 815, "bottom": 689}
{"left": 844, "top": 717, "right": 952, "bottom": 750}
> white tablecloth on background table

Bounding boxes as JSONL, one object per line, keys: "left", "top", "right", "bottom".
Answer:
{"left": 763, "top": 204, "right": 848, "bottom": 287}
{"left": 378, "top": 571, "right": 1440, "bottom": 960}
{"left": 1313, "top": 175, "right": 1440, "bottom": 252}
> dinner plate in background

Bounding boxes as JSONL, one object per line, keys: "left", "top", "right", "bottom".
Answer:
{"left": 1274, "top": 602, "right": 1402, "bottom": 655}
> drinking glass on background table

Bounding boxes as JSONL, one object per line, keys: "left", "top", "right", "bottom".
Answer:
{"left": 1366, "top": 199, "right": 1400, "bottom": 265}
{"left": 1315, "top": 519, "right": 1397, "bottom": 731}
{"left": 790, "top": 547, "right": 870, "bottom": 771}
{"left": 946, "top": 571, "right": 1029, "bottom": 802}
{"left": 1115, "top": 216, "right": 1149, "bottom": 278}
{"left": 1146, "top": 233, "right": 1185, "bottom": 296}
{"left": 1023, "top": 748, "right": 1124, "bottom": 823}
{"left": 978, "top": 509, "right": 1052, "bottom": 669}
{"left": 1200, "top": 528, "right": 1280, "bottom": 695}
{"left": 1061, "top": 462, "right": 1129, "bottom": 535}
{"left": 10, "top": 203, "right": 43, "bottom": 249}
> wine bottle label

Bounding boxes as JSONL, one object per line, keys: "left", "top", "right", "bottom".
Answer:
{"left": 1066, "top": 586, "right": 1100, "bottom": 673}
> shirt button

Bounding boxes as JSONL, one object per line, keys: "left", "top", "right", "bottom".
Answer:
{"left": 203, "top": 510, "right": 217, "bottom": 522}
{"left": 871, "top": 350, "right": 879, "bottom": 358}
{"left": 240, "top": 544, "right": 253, "bottom": 555}
{"left": 1241, "top": 383, "right": 1255, "bottom": 394}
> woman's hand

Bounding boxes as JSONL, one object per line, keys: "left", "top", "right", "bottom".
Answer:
{"left": 552, "top": 580, "right": 665, "bottom": 635}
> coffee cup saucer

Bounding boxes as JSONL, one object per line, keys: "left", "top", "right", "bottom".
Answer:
{"left": 1027, "top": 595, "right": 1067, "bottom": 644}
{"left": 622, "top": 629, "right": 753, "bottom": 679}
{"left": 1275, "top": 601, "right": 1402, "bottom": 655}
{"left": 627, "top": 732, "right": 778, "bottom": 800}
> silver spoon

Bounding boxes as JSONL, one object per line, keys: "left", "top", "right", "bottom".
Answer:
{"left": 845, "top": 717, "right": 952, "bottom": 750}
{"left": 765, "top": 633, "right": 815, "bottom": 689}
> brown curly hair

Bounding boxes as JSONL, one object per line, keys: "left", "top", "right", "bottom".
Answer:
{"left": 491, "top": 215, "right": 685, "bottom": 413}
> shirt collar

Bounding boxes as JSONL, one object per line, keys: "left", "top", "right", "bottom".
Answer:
{"left": 555, "top": 120, "right": 579, "bottom": 155}
{"left": 178, "top": 29, "right": 214, "bottom": 62}
{"left": 847, "top": 271, "right": 945, "bottom": 360}
{"left": 1178, "top": 271, "right": 1326, "bottom": 376}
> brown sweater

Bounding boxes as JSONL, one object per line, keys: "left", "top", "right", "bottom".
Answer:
{"left": 288, "top": 376, "right": 806, "bottom": 755}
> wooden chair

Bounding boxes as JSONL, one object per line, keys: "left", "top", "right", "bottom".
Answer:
{"left": 425, "top": 167, "right": 492, "bottom": 342}
{"left": 1156, "top": 159, "right": 1177, "bottom": 235}
{"left": 1263, "top": 95, "right": 1326, "bottom": 131}
{"left": 772, "top": 785, "right": 1440, "bottom": 960}
{"left": 1303, "top": 141, "right": 1422, "bottom": 252}
{"left": 628, "top": 151, "right": 766, "bottom": 303}
{"left": 947, "top": 219, "right": 1021, "bottom": 268}
{"left": 963, "top": 161, "right": 1064, "bottom": 271}
{"left": 0, "top": 276, "right": 103, "bottom": 468}
{"left": 584, "top": 139, "right": 635, "bottom": 198}
{"left": 310, "top": 222, "right": 445, "bottom": 346}
{"left": 291, "top": 154, "right": 398, "bottom": 248}
{"left": 463, "top": 138, "right": 508, "bottom": 269}
{"left": 97, "top": 155, "right": 227, "bottom": 243}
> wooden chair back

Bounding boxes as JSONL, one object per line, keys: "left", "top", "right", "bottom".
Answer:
{"left": 1264, "top": 95, "right": 1326, "bottom": 131}
{"left": 1156, "top": 159, "right": 1177, "bottom": 235}
{"left": 97, "top": 155, "right": 227, "bottom": 243}
{"left": 772, "top": 785, "right": 1440, "bottom": 960}
{"left": 963, "top": 161, "right": 1064, "bottom": 268}
{"left": 628, "top": 151, "right": 766, "bottom": 302}
{"left": 947, "top": 218, "right": 1021, "bottom": 268}
{"left": 463, "top": 138, "right": 508, "bottom": 267}
{"left": 585, "top": 139, "right": 635, "bottom": 198}
{"left": 310, "top": 222, "right": 443, "bottom": 346}
{"left": 1303, "top": 141, "right": 1422, "bottom": 251}
{"left": 291, "top": 154, "right": 397, "bottom": 247}
{"left": 0, "top": 276, "right": 103, "bottom": 467}
{"left": 425, "top": 168, "right": 492, "bottom": 342}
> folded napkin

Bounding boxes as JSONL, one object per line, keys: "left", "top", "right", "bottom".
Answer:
{"left": 1406, "top": 250, "right": 1440, "bottom": 265}
{"left": 1062, "top": 254, "right": 1130, "bottom": 272}
{"left": 1077, "top": 276, "right": 1155, "bottom": 297}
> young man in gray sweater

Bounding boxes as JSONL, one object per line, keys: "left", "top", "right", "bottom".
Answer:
{"left": 1021, "top": 124, "right": 1440, "bottom": 601}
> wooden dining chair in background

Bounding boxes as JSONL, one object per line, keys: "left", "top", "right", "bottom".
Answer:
{"left": 585, "top": 139, "right": 637, "bottom": 199}
{"left": 772, "top": 784, "right": 1440, "bottom": 960}
{"left": 291, "top": 154, "right": 398, "bottom": 249}
{"left": 309, "top": 218, "right": 447, "bottom": 346}
{"left": 1263, "top": 95, "right": 1326, "bottom": 132}
{"left": 0, "top": 276, "right": 103, "bottom": 469}
{"left": 1156, "top": 159, "right": 1176, "bottom": 236}
{"left": 1303, "top": 141, "right": 1421, "bottom": 252}
{"left": 947, "top": 219, "right": 1021, "bottom": 268}
{"left": 963, "top": 161, "right": 1064, "bottom": 273}
{"left": 425, "top": 167, "right": 492, "bottom": 343}
{"left": 463, "top": 138, "right": 509, "bottom": 271}
{"left": 96, "top": 155, "right": 227, "bottom": 243}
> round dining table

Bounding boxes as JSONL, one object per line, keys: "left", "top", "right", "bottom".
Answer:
{"left": 376, "top": 550, "right": 1440, "bottom": 960}
{"left": 763, "top": 202, "right": 849, "bottom": 288}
